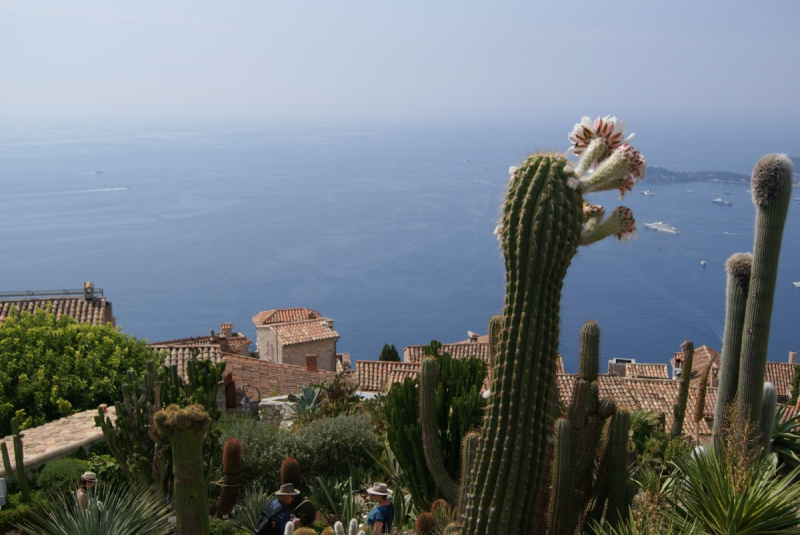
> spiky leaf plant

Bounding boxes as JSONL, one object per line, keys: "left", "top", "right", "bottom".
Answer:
{"left": 772, "top": 404, "right": 800, "bottom": 476}
{"left": 17, "top": 484, "right": 171, "bottom": 535}
{"left": 229, "top": 484, "right": 273, "bottom": 533}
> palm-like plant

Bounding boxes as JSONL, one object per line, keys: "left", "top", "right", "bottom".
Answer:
{"left": 668, "top": 447, "right": 800, "bottom": 535}
{"left": 229, "top": 484, "right": 273, "bottom": 533}
{"left": 287, "top": 385, "right": 322, "bottom": 423}
{"left": 772, "top": 404, "right": 800, "bottom": 476}
{"left": 17, "top": 484, "right": 171, "bottom": 535}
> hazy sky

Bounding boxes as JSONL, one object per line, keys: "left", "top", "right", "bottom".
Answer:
{"left": 1, "top": 1, "right": 798, "bottom": 123}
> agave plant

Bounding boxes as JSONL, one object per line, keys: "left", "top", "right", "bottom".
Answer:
{"left": 17, "top": 484, "right": 171, "bottom": 535}
{"left": 229, "top": 484, "right": 273, "bottom": 533}
{"left": 667, "top": 447, "right": 800, "bottom": 535}
{"left": 287, "top": 385, "right": 322, "bottom": 423}
{"left": 772, "top": 404, "right": 800, "bottom": 476}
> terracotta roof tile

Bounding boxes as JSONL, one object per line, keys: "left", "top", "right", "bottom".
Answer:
{"left": 671, "top": 345, "right": 720, "bottom": 386}
{"left": 272, "top": 319, "right": 339, "bottom": 346}
{"left": 0, "top": 297, "right": 114, "bottom": 326}
{"left": 766, "top": 362, "right": 798, "bottom": 399}
{"left": 354, "top": 361, "right": 421, "bottom": 392}
{"left": 252, "top": 308, "right": 321, "bottom": 327}
{"left": 224, "top": 354, "right": 345, "bottom": 398}
{"left": 152, "top": 345, "right": 225, "bottom": 379}
{"left": 626, "top": 363, "right": 670, "bottom": 379}
{"left": 404, "top": 343, "right": 492, "bottom": 366}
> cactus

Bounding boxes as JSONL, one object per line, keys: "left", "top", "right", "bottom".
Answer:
{"left": 284, "top": 523, "right": 294, "bottom": 535}
{"left": 760, "top": 382, "right": 778, "bottom": 454}
{"left": 463, "top": 116, "right": 644, "bottom": 535}
{"left": 548, "top": 420, "right": 572, "bottom": 535}
{"left": 416, "top": 511, "right": 438, "bottom": 535}
{"left": 294, "top": 528, "right": 317, "bottom": 535}
{"left": 321, "top": 528, "right": 336, "bottom": 535}
{"left": 487, "top": 314, "right": 502, "bottom": 363}
{"left": 713, "top": 253, "right": 753, "bottom": 445}
{"left": 154, "top": 404, "right": 211, "bottom": 535}
{"left": 210, "top": 437, "right": 243, "bottom": 516}
{"left": 670, "top": 341, "right": 694, "bottom": 439}
{"left": 334, "top": 521, "right": 345, "bottom": 535}
{"left": 578, "top": 320, "right": 600, "bottom": 381}
{"left": 281, "top": 456, "right": 302, "bottom": 487}
{"left": 693, "top": 353, "right": 718, "bottom": 441}
{"left": 1, "top": 418, "right": 30, "bottom": 500}
{"left": 735, "top": 155, "right": 793, "bottom": 426}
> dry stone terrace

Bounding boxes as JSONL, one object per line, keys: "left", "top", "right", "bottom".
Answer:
{"left": 0, "top": 407, "right": 116, "bottom": 478}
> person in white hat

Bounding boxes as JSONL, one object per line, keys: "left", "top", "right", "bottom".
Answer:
{"left": 365, "top": 482, "right": 394, "bottom": 534}
{"left": 76, "top": 471, "right": 98, "bottom": 511}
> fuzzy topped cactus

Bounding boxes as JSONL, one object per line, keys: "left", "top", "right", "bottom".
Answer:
{"left": 462, "top": 116, "right": 644, "bottom": 535}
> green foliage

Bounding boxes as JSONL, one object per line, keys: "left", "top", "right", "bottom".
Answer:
{"left": 36, "top": 457, "right": 90, "bottom": 494}
{"left": 209, "top": 517, "right": 247, "bottom": 535}
{"left": 383, "top": 341, "right": 486, "bottom": 511}
{"left": 229, "top": 484, "right": 273, "bottom": 533}
{"left": 789, "top": 366, "right": 800, "bottom": 405}
{"left": 17, "top": 484, "right": 173, "bottom": 535}
{"left": 311, "top": 372, "right": 362, "bottom": 420}
{"left": 629, "top": 410, "right": 685, "bottom": 471}
{"left": 0, "top": 489, "right": 44, "bottom": 533}
{"left": 288, "top": 385, "right": 323, "bottom": 424}
{"left": 308, "top": 472, "right": 365, "bottom": 526}
{"left": 87, "top": 453, "right": 127, "bottom": 488}
{"left": 379, "top": 344, "right": 400, "bottom": 362}
{"left": 215, "top": 413, "right": 379, "bottom": 491}
{"left": 772, "top": 404, "right": 800, "bottom": 476}
{"left": 0, "top": 307, "right": 160, "bottom": 435}
{"left": 668, "top": 448, "right": 800, "bottom": 535}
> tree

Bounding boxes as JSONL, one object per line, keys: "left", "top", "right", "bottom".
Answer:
{"left": 790, "top": 366, "right": 800, "bottom": 406}
{"left": 379, "top": 343, "right": 400, "bottom": 362}
{"left": 0, "top": 307, "right": 161, "bottom": 435}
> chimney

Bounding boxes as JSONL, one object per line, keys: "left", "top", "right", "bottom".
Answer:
{"left": 220, "top": 323, "right": 233, "bottom": 335}
{"left": 324, "top": 319, "right": 334, "bottom": 329}
{"left": 468, "top": 331, "right": 479, "bottom": 343}
{"left": 306, "top": 354, "right": 318, "bottom": 372}
{"left": 83, "top": 281, "right": 95, "bottom": 302}
{"left": 789, "top": 351, "right": 797, "bottom": 364}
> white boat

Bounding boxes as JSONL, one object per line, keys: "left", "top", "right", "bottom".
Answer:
{"left": 642, "top": 190, "right": 656, "bottom": 196}
{"left": 700, "top": 260, "right": 707, "bottom": 267}
{"left": 713, "top": 198, "right": 733, "bottom": 206}
{"left": 794, "top": 282, "right": 800, "bottom": 288}
{"left": 644, "top": 221, "right": 680, "bottom": 234}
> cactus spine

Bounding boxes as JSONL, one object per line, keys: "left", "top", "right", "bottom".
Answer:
{"left": 670, "top": 341, "right": 694, "bottom": 439}
{"left": 487, "top": 314, "right": 502, "bottom": 363}
{"left": 415, "top": 511, "right": 438, "bottom": 535}
{"left": 210, "top": 437, "right": 243, "bottom": 516}
{"left": 464, "top": 116, "right": 644, "bottom": 535}
{"left": 713, "top": 253, "right": 753, "bottom": 444}
{"left": 735, "top": 154, "right": 793, "bottom": 426}
{"left": 760, "top": 382, "right": 777, "bottom": 454}
{"left": 154, "top": 404, "right": 211, "bottom": 535}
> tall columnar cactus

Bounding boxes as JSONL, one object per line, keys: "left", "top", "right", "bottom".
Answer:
{"left": 578, "top": 320, "right": 600, "bottom": 381}
{"left": 0, "top": 418, "right": 30, "bottom": 500}
{"left": 693, "top": 354, "right": 718, "bottom": 441}
{"left": 463, "top": 116, "right": 644, "bottom": 535}
{"left": 487, "top": 314, "right": 502, "bottom": 363}
{"left": 548, "top": 420, "right": 572, "bottom": 534}
{"left": 760, "top": 382, "right": 778, "bottom": 454}
{"left": 670, "top": 341, "right": 694, "bottom": 439}
{"left": 713, "top": 253, "right": 753, "bottom": 444}
{"left": 154, "top": 404, "right": 211, "bottom": 535}
{"left": 736, "top": 154, "right": 794, "bottom": 426}
{"left": 210, "top": 437, "right": 243, "bottom": 517}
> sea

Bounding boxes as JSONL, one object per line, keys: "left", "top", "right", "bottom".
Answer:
{"left": 0, "top": 119, "right": 798, "bottom": 373}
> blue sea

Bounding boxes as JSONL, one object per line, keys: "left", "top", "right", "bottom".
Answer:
{"left": 0, "top": 120, "right": 798, "bottom": 372}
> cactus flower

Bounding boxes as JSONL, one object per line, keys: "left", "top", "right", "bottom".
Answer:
{"left": 578, "top": 143, "right": 646, "bottom": 198}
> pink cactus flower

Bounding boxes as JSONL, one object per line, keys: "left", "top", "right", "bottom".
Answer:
{"left": 567, "top": 115, "right": 632, "bottom": 157}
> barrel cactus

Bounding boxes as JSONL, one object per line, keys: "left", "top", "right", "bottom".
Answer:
{"left": 462, "top": 116, "right": 644, "bottom": 535}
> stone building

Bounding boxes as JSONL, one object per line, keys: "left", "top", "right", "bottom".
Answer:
{"left": 252, "top": 308, "right": 339, "bottom": 372}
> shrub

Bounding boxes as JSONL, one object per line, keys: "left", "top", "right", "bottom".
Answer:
{"left": 209, "top": 517, "right": 247, "bottom": 535}
{"left": 0, "top": 307, "right": 160, "bottom": 435}
{"left": 0, "top": 490, "right": 44, "bottom": 533}
{"left": 36, "top": 457, "right": 90, "bottom": 494}
{"left": 88, "top": 453, "right": 127, "bottom": 487}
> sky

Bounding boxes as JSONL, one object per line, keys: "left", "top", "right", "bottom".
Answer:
{"left": 1, "top": 1, "right": 799, "bottom": 124}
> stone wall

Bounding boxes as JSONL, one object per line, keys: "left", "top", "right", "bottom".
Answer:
{"left": 282, "top": 339, "right": 337, "bottom": 371}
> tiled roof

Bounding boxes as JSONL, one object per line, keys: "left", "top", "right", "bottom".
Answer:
{"left": 388, "top": 365, "right": 422, "bottom": 387}
{"left": 354, "top": 361, "right": 421, "bottom": 392}
{"left": 153, "top": 345, "right": 225, "bottom": 379}
{"left": 556, "top": 374, "right": 639, "bottom": 411}
{"left": 626, "top": 363, "right": 669, "bottom": 379}
{"left": 766, "top": 362, "right": 798, "bottom": 399}
{"left": 252, "top": 308, "right": 321, "bottom": 327}
{"left": 272, "top": 319, "right": 339, "bottom": 346}
{"left": 0, "top": 297, "right": 114, "bottom": 326}
{"left": 224, "top": 354, "right": 345, "bottom": 398}
{"left": 404, "top": 343, "right": 492, "bottom": 366}
{"left": 672, "top": 345, "right": 720, "bottom": 385}
{"left": 150, "top": 330, "right": 251, "bottom": 357}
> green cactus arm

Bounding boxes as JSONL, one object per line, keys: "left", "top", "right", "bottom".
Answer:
{"left": 670, "top": 341, "right": 694, "bottom": 439}
{"left": 578, "top": 320, "right": 600, "bottom": 381}
{"left": 604, "top": 409, "right": 632, "bottom": 528}
{"left": 10, "top": 417, "right": 30, "bottom": 500}
{"left": 1, "top": 441, "right": 15, "bottom": 485}
{"left": 420, "top": 358, "right": 460, "bottom": 504}
{"left": 548, "top": 419, "right": 572, "bottom": 535}
{"left": 760, "top": 382, "right": 778, "bottom": 454}
{"left": 736, "top": 155, "right": 794, "bottom": 426}
{"left": 458, "top": 431, "right": 480, "bottom": 521}
{"left": 713, "top": 253, "right": 752, "bottom": 444}
{"left": 487, "top": 314, "right": 502, "bottom": 364}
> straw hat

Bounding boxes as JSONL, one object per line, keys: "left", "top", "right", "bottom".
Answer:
{"left": 81, "top": 471, "right": 98, "bottom": 482}
{"left": 366, "top": 482, "right": 392, "bottom": 496}
{"left": 275, "top": 483, "right": 301, "bottom": 496}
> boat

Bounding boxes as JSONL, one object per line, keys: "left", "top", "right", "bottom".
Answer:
{"left": 642, "top": 190, "right": 656, "bottom": 196}
{"left": 794, "top": 282, "right": 800, "bottom": 288}
{"left": 700, "top": 260, "right": 707, "bottom": 267}
{"left": 713, "top": 198, "right": 733, "bottom": 206}
{"left": 644, "top": 221, "right": 680, "bottom": 234}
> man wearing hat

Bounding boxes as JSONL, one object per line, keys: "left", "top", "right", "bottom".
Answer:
{"left": 254, "top": 483, "right": 301, "bottom": 535}
{"left": 365, "top": 482, "right": 394, "bottom": 534}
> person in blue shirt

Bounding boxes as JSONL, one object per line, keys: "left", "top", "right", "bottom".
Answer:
{"left": 365, "top": 482, "right": 394, "bottom": 534}
{"left": 254, "top": 484, "right": 301, "bottom": 535}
